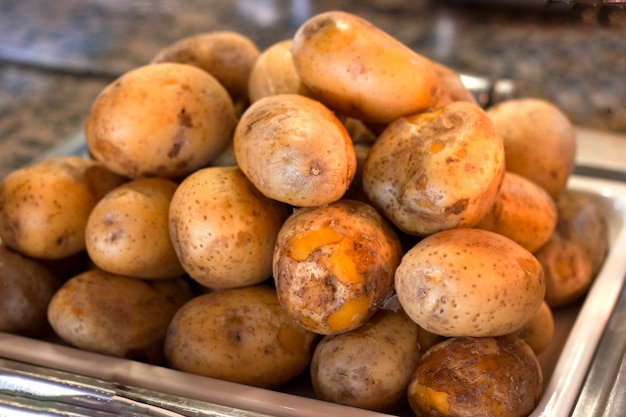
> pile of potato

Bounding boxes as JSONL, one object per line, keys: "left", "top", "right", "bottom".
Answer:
{"left": 0, "top": 10, "right": 610, "bottom": 417}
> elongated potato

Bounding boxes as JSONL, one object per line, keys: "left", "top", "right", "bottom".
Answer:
{"left": 292, "top": 11, "right": 440, "bottom": 124}
{"left": 310, "top": 309, "right": 421, "bottom": 412}
{"left": 273, "top": 199, "right": 403, "bottom": 335}
{"left": 395, "top": 228, "right": 545, "bottom": 337}
{"left": 363, "top": 101, "right": 505, "bottom": 236}
{"left": 234, "top": 94, "right": 356, "bottom": 207}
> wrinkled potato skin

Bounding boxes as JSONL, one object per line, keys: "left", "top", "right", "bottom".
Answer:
{"left": 150, "top": 31, "right": 260, "bottom": 109}
{"left": 47, "top": 269, "right": 193, "bottom": 364}
{"left": 0, "top": 244, "right": 60, "bottom": 335}
{"left": 431, "top": 61, "right": 477, "bottom": 107}
{"left": 476, "top": 171, "right": 558, "bottom": 253}
{"left": 169, "top": 166, "right": 289, "bottom": 289}
{"left": 247, "top": 39, "right": 312, "bottom": 103}
{"left": 234, "top": 94, "right": 356, "bottom": 207}
{"left": 292, "top": 11, "right": 440, "bottom": 124}
{"left": 85, "top": 177, "right": 185, "bottom": 280}
{"left": 86, "top": 62, "right": 237, "bottom": 179}
{"left": 273, "top": 199, "right": 403, "bottom": 335}
{"left": 165, "top": 285, "right": 317, "bottom": 388}
{"left": 311, "top": 309, "right": 421, "bottom": 412}
{"left": 395, "top": 228, "right": 545, "bottom": 337}
{"left": 408, "top": 335, "right": 543, "bottom": 417}
{"left": 363, "top": 101, "right": 505, "bottom": 236}
{"left": 0, "top": 156, "right": 126, "bottom": 259}
{"left": 535, "top": 190, "right": 609, "bottom": 307}
{"left": 487, "top": 98, "right": 576, "bottom": 199}
{"left": 513, "top": 300, "right": 554, "bottom": 355}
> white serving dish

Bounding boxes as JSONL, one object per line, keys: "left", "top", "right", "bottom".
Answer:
{"left": 1, "top": 174, "right": 626, "bottom": 417}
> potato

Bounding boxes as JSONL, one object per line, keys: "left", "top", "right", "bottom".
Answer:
{"left": 85, "top": 62, "right": 237, "bottom": 179}
{"left": 150, "top": 31, "right": 260, "bottom": 110}
{"left": 487, "top": 98, "right": 576, "bottom": 199}
{"left": 0, "top": 156, "right": 126, "bottom": 259}
{"left": 169, "top": 166, "right": 289, "bottom": 289}
{"left": 47, "top": 269, "right": 193, "bottom": 364}
{"left": 407, "top": 335, "right": 543, "bottom": 417}
{"left": 431, "top": 61, "right": 477, "bottom": 107}
{"left": 476, "top": 171, "right": 558, "bottom": 253}
{"left": 363, "top": 101, "right": 505, "bottom": 236}
{"left": 234, "top": 94, "right": 356, "bottom": 207}
{"left": 247, "top": 39, "right": 312, "bottom": 103}
{"left": 273, "top": 199, "right": 403, "bottom": 335}
{"left": 292, "top": 11, "right": 440, "bottom": 124}
{"left": 310, "top": 309, "right": 421, "bottom": 412}
{"left": 164, "top": 285, "right": 317, "bottom": 388}
{"left": 0, "top": 244, "right": 60, "bottom": 335}
{"left": 85, "top": 177, "right": 185, "bottom": 280}
{"left": 512, "top": 300, "right": 554, "bottom": 355}
{"left": 535, "top": 189, "right": 609, "bottom": 307}
{"left": 395, "top": 228, "right": 545, "bottom": 337}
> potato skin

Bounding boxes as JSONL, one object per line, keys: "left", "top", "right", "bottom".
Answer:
{"left": 476, "top": 171, "right": 558, "bottom": 253}
{"left": 47, "top": 269, "right": 193, "bottom": 364}
{"left": 363, "top": 101, "right": 505, "bottom": 236}
{"left": 487, "top": 98, "right": 576, "bottom": 199}
{"left": 407, "top": 335, "right": 543, "bottom": 417}
{"left": 431, "top": 61, "right": 477, "bottom": 107}
{"left": 85, "top": 177, "right": 185, "bottom": 280}
{"left": 164, "top": 285, "right": 317, "bottom": 388}
{"left": 0, "top": 244, "right": 60, "bottom": 335}
{"left": 0, "top": 156, "right": 126, "bottom": 259}
{"left": 310, "top": 309, "right": 421, "bottom": 412}
{"left": 85, "top": 62, "right": 237, "bottom": 179}
{"left": 273, "top": 199, "right": 403, "bottom": 335}
{"left": 292, "top": 11, "right": 440, "bottom": 123}
{"left": 234, "top": 94, "right": 356, "bottom": 207}
{"left": 395, "top": 228, "right": 545, "bottom": 337}
{"left": 169, "top": 166, "right": 289, "bottom": 289}
{"left": 513, "top": 300, "right": 554, "bottom": 355}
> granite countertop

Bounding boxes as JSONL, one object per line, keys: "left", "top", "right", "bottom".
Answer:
{"left": 1, "top": 0, "right": 625, "bottom": 179}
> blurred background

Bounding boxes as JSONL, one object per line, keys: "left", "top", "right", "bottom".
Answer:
{"left": 0, "top": 0, "right": 625, "bottom": 178}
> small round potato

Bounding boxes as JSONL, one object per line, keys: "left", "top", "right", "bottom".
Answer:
{"left": 513, "top": 300, "right": 555, "bottom": 355}
{"left": 47, "top": 269, "right": 193, "bottom": 364}
{"left": 164, "top": 285, "right": 317, "bottom": 388}
{"left": 273, "top": 199, "right": 403, "bottom": 335}
{"left": 476, "top": 171, "right": 558, "bottom": 253}
{"left": 292, "top": 11, "right": 440, "bottom": 123}
{"left": 487, "top": 98, "right": 576, "bottom": 199}
{"left": 407, "top": 335, "right": 543, "bottom": 417}
{"left": 431, "top": 61, "right": 477, "bottom": 107}
{"left": 363, "top": 101, "right": 505, "bottom": 236}
{"left": 85, "top": 177, "right": 185, "bottom": 280}
{"left": 85, "top": 62, "right": 237, "bottom": 179}
{"left": 234, "top": 94, "right": 356, "bottom": 207}
{"left": 0, "top": 156, "right": 126, "bottom": 259}
{"left": 169, "top": 166, "right": 289, "bottom": 289}
{"left": 310, "top": 309, "right": 421, "bottom": 412}
{"left": 0, "top": 244, "right": 60, "bottom": 335}
{"left": 395, "top": 228, "right": 545, "bottom": 337}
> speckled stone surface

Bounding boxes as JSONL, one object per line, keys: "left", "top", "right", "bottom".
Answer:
{"left": 0, "top": 0, "right": 625, "bottom": 179}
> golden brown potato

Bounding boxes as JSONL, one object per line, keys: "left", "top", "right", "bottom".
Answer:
{"left": 431, "top": 61, "right": 477, "bottom": 107}
{"left": 169, "top": 166, "right": 289, "bottom": 289}
{"left": 165, "top": 285, "right": 317, "bottom": 388}
{"left": 363, "top": 101, "right": 505, "bottom": 236}
{"left": 292, "top": 11, "right": 440, "bottom": 123}
{"left": 395, "top": 228, "right": 545, "bottom": 337}
{"left": 247, "top": 39, "right": 312, "bottom": 103}
{"left": 535, "top": 190, "right": 609, "bottom": 307}
{"left": 85, "top": 177, "right": 185, "bottom": 280}
{"left": 0, "top": 156, "right": 126, "bottom": 259}
{"left": 273, "top": 199, "right": 403, "bottom": 335}
{"left": 47, "top": 269, "right": 193, "bottom": 364}
{"left": 0, "top": 244, "right": 60, "bottom": 335}
{"left": 512, "top": 300, "right": 555, "bottom": 355}
{"left": 150, "top": 31, "right": 260, "bottom": 111}
{"left": 85, "top": 62, "right": 237, "bottom": 179}
{"left": 407, "top": 335, "right": 543, "bottom": 417}
{"left": 487, "top": 98, "right": 576, "bottom": 199}
{"left": 476, "top": 171, "right": 558, "bottom": 253}
{"left": 310, "top": 309, "right": 421, "bottom": 412}
{"left": 234, "top": 94, "right": 356, "bottom": 207}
